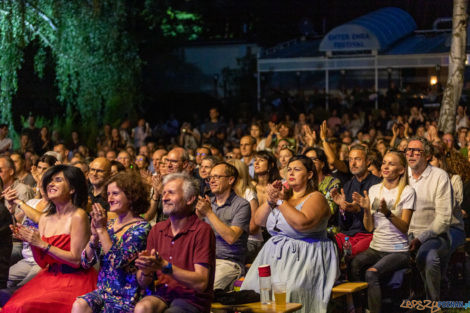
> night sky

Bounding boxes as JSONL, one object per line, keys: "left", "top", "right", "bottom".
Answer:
{"left": 11, "top": 0, "right": 456, "bottom": 127}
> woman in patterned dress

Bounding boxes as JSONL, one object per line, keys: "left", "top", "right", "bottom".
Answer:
{"left": 72, "top": 172, "right": 151, "bottom": 313}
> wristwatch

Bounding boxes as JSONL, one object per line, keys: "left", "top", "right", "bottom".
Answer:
{"left": 162, "top": 262, "right": 173, "bottom": 274}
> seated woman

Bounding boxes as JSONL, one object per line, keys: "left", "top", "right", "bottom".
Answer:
{"left": 3, "top": 165, "right": 98, "bottom": 313}
{"left": 241, "top": 155, "right": 338, "bottom": 313}
{"left": 351, "top": 149, "right": 415, "bottom": 313}
{"left": 227, "top": 158, "right": 260, "bottom": 264}
{"left": 0, "top": 154, "right": 57, "bottom": 304}
{"left": 304, "top": 147, "right": 341, "bottom": 235}
{"left": 277, "top": 147, "right": 294, "bottom": 181}
{"left": 253, "top": 151, "right": 281, "bottom": 206}
{"left": 72, "top": 172, "right": 151, "bottom": 313}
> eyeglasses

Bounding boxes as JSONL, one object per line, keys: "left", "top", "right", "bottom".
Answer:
{"left": 208, "top": 175, "right": 230, "bottom": 181}
{"left": 196, "top": 152, "right": 207, "bottom": 157}
{"left": 166, "top": 159, "right": 180, "bottom": 165}
{"left": 90, "top": 168, "right": 106, "bottom": 174}
{"left": 404, "top": 148, "right": 424, "bottom": 155}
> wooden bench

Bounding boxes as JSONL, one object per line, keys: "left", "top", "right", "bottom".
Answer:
{"left": 331, "top": 282, "right": 368, "bottom": 299}
{"left": 211, "top": 302, "right": 302, "bottom": 313}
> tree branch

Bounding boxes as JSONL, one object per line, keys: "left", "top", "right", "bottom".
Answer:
{"left": 24, "top": 1, "right": 57, "bottom": 31}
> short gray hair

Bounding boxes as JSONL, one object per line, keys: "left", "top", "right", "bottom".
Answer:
{"left": 163, "top": 173, "right": 200, "bottom": 203}
{"left": 407, "top": 136, "right": 433, "bottom": 157}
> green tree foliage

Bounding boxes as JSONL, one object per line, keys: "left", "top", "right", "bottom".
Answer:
{"left": 0, "top": 0, "right": 143, "bottom": 146}
{"left": 0, "top": 0, "right": 205, "bottom": 148}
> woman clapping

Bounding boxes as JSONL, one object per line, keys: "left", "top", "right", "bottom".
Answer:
{"left": 73, "top": 172, "right": 151, "bottom": 313}
{"left": 351, "top": 150, "right": 415, "bottom": 313}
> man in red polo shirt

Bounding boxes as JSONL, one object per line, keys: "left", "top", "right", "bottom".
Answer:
{"left": 134, "top": 173, "right": 216, "bottom": 313}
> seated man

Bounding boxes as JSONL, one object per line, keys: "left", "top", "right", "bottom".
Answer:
{"left": 406, "top": 137, "right": 464, "bottom": 300}
{"left": 332, "top": 145, "right": 381, "bottom": 257}
{"left": 196, "top": 162, "right": 251, "bottom": 290}
{"left": 0, "top": 196, "right": 12, "bottom": 296}
{"left": 134, "top": 173, "right": 216, "bottom": 313}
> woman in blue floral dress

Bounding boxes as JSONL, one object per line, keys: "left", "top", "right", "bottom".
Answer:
{"left": 72, "top": 172, "right": 151, "bottom": 313}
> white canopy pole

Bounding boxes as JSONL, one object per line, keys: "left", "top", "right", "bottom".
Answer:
{"left": 325, "top": 69, "right": 329, "bottom": 111}
{"left": 374, "top": 52, "right": 379, "bottom": 109}
{"left": 257, "top": 52, "right": 261, "bottom": 112}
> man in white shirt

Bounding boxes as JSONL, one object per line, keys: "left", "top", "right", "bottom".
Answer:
{"left": 406, "top": 137, "right": 464, "bottom": 300}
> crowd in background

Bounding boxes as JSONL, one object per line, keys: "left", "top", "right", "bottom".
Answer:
{"left": 0, "top": 96, "right": 469, "bottom": 313}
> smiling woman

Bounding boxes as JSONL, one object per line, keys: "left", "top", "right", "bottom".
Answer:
{"left": 241, "top": 155, "right": 338, "bottom": 313}
{"left": 3, "top": 165, "right": 98, "bottom": 313}
{"left": 351, "top": 150, "right": 415, "bottom": 313}
{"left": 72, "top": 171, "right": 151, "bottom": 313}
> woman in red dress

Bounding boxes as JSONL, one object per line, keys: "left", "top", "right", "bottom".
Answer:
{"left": 3, "top": 165, "right": 97, "bottom": 313}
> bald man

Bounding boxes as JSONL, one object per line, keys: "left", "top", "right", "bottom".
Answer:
{"left": 151, "top": 149, "right": 167, "bottom": 175}
{"left": 88, "top": 157, "right": 111, "bottom": 212}
{"left": 145, "top": 148, "right": 188, "bottom": 223}
{"left": 166, "top": 147, "right": 189, "bottom": 174}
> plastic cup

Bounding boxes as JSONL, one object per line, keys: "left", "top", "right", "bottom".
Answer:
{"left": 272, "top": 282, "right": 287, "bottom": 305}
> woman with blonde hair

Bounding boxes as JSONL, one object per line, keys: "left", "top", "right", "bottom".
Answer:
{"left": 227, "top": 158, "right": 261, "bottom": 263}
{"left": 351, "top": 149, "right": 416, "bottom": 313}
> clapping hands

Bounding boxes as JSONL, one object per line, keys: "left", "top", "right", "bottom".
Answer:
{"left": 11, "top": 224, "right": 46, "bottom": 248}
{"left": 302, "top": 125, "right": 316, "bottom": 147}
{"left": 266, "top": 180, "right": 286, "bottom": 206}
{"left": 2, "top": 186, "right": 20, "bottom": 211}
{"left": 151, "top": 174, "right": 163, "bottom": 197}
{"left": 331, "top": 188, "right": 357, "bottom": 212}
{"left": 351, "top": 190, "right": 370, "bottom": 211}
{"left": 135, "top": 249, "right": 166, "bottom": 275}
{"left": 195, "top": 195, "right": 212, "bottom": 217}
{"left": 90, "top": 203, "right": 107, "bottom": 231}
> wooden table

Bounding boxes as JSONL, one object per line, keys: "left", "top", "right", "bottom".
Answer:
{"left": 331, "top": 282, "right": 368, "bottom": 299}
{"left": 211, "top": 302, "right": 302, "bottom": 313}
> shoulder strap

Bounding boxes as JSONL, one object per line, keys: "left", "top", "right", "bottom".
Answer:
{"left": 113, "top": 219, "right": 145, "bottom": 234}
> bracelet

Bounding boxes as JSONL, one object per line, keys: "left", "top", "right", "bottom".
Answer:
{"left": 162, "top": 262, "right": 173, "bottom": 274}
{"left": 141, "top": 271, "right": 153, "bottom": 277}
{"left": 89, "top": 241, "right": 98, "bottom": 250}
{"left": 43, "top": 243, "right": 52, "bottom": 256}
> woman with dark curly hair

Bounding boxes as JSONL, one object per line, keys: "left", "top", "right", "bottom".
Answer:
{"left": 72, "top": 172, "right": 151, "bottom": 313}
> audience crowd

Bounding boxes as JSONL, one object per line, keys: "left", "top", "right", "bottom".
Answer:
{"left": 0, "top": 100, "right": 469, "bottom": 313}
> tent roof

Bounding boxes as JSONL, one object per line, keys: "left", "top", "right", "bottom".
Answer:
{"left": 319, "top": 7, "right": 417, "bottom": 52}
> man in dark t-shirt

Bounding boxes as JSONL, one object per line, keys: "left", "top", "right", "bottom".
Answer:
{"left": 332, "top": 145, "right": 381, "bottom": 257}
{"left": 87, "top": 157, "right": 111, "bottom": 213}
